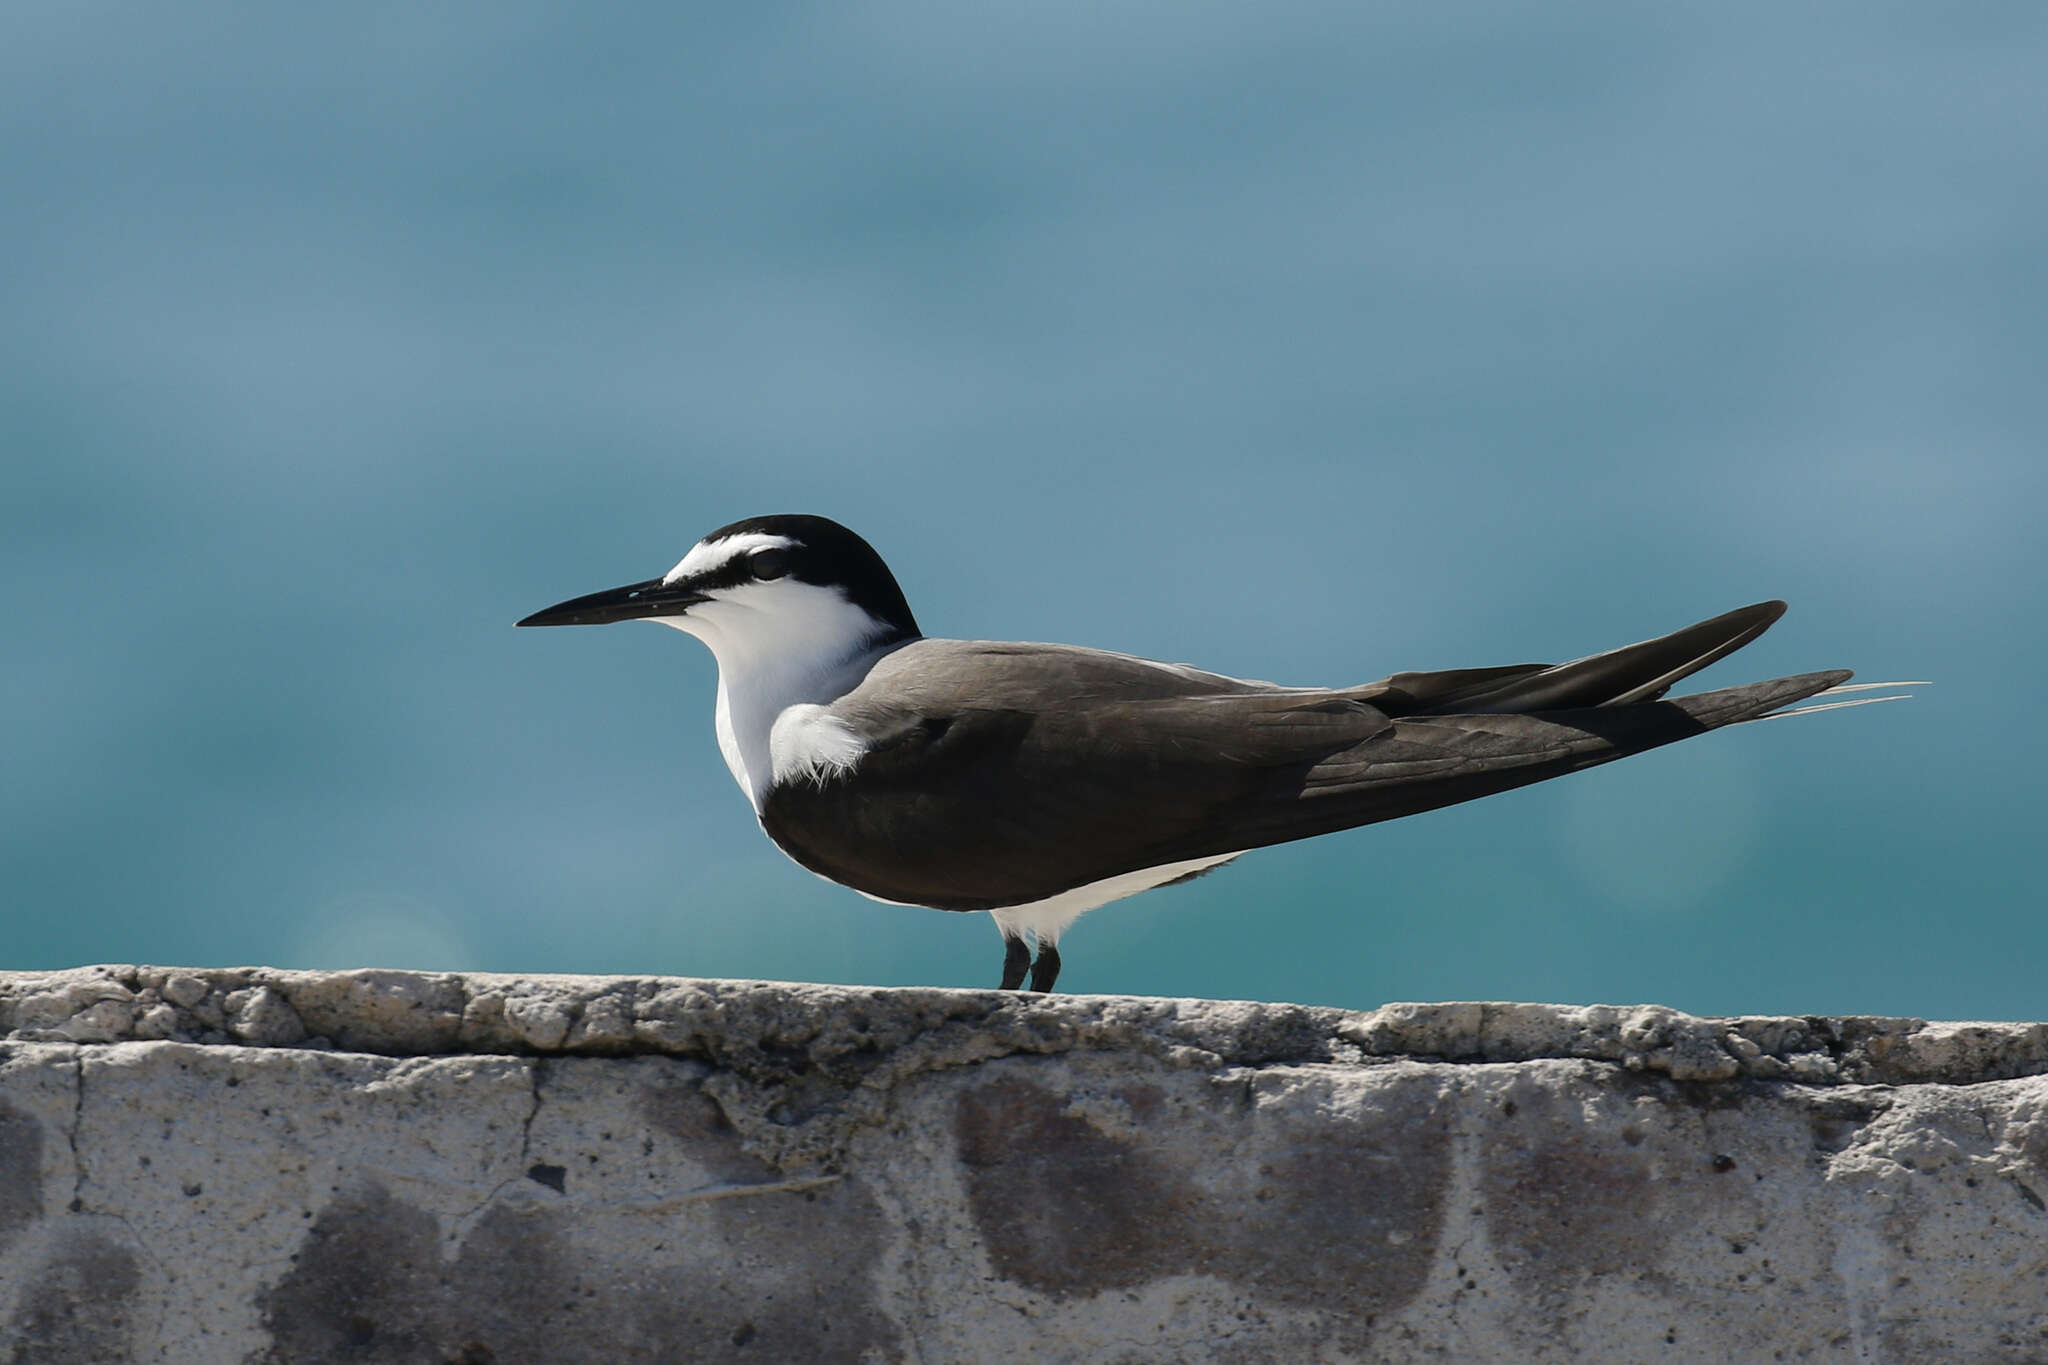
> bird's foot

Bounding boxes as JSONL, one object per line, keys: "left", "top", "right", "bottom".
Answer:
{"left": 999, "top": 936, "right": 1030, "bottom": 991}
{"left": 1028, "top": 942, "right": 1061, "bottom": 993}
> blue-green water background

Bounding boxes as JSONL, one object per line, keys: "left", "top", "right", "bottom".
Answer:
{"left": 4, "top": 5, "right": 2042, "bottom": 1017}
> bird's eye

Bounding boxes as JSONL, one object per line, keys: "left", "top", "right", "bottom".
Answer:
{"left": 750, "top": 549, "right": 791, "bottom": 580}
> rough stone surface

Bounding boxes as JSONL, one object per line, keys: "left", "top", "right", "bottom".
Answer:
{"left": 1, "top": 966, "right": 2045, "bottom": 1363}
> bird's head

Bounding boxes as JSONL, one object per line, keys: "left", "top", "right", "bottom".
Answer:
{"left": 517, "top": 514, "right": 920, "bottom": 667}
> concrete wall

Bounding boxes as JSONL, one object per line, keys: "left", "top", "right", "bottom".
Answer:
{"left": 2, "top": 967, "right": 2046, "bottom": 1363}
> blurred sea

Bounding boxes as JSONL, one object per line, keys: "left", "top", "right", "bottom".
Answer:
{"left": 3, "top": 4, "right": 2043, "bottom": 1016}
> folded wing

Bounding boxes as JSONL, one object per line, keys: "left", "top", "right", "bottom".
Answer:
{"left": 758, "top": 605, "right": 1846, "bottom": 911}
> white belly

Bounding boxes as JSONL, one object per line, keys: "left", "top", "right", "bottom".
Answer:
{"left": 987, "top": 851, "right": 1244, "bottom": 947}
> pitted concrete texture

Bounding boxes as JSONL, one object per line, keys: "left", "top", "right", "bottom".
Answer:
{"left": 1, "top": 967, "right": 2046, "bottom": 1363}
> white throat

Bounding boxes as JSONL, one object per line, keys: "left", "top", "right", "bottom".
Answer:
{"left": 653, "top": 580, "right": 897, "bottom": 810}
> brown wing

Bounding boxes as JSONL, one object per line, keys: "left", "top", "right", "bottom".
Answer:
{"left": 1148, "top": 668, "right": 1847, "bottom": 859}
{"left": 759, "top": 689, "right": 1393, "bottom": 910}
{"left": 757, "top": 605, "right": 1840, "bottom": 911}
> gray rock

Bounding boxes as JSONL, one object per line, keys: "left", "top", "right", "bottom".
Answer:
{"left": 2, "top": 966, "right": 2046, "bottom": 1363}
{"left": 222, "top": 986, "right": 306, "bottom": 1047}
{"left": 159, "top": 974, "right": 208, "bottom": 1009}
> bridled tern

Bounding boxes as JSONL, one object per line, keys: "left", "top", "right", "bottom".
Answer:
{"left": 519, "top": 514, "right": 1904, "bottom": 993}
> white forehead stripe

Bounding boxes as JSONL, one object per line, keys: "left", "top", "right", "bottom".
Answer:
{"left": 664, "top": 532, "right": 799, "bottom": 585}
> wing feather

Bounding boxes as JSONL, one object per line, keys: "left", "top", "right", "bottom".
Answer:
{"left": 754, "top": 627, "right": 1848, "bottom": 913}
{"left": 761, "top": 688, "right": 1390, "bottom": 910}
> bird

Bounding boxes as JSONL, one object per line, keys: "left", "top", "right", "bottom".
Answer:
{"left": 518, "top": 514, "right": 1909, "bottom": 994}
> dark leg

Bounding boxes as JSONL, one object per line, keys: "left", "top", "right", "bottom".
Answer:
{"left": 999, "top": 936, "right": 1030, "bottom": 991}
{"left": 1028, "top": 942, "right": 1061, "bottom": 993}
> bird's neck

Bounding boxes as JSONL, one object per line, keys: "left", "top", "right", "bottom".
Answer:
{"left": 659, "top": 602, "right": 907, "bottom": 809}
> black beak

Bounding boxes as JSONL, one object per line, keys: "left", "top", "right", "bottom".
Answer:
{"left": 516, "top": 577, "right": 707, "bottom": 628}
